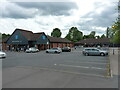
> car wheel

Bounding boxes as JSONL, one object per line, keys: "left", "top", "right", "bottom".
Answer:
{"left": 85, "top": 53, "right": 89, "bottom": 56}
{"left": 100, "top": 53, "right": 105, "bottom": 56}
{"left": 55, "top": 51, "right": 58, "bottom": 53}
{"left": 46, "top": 51, "right": 49, "bottom": 53}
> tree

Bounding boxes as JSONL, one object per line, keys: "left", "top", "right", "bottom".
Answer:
{"left": 95, "top": 35, "right": 100, "bottom": 39}
{"left": 65, "top": 27, "right": 83, "bottom": 42}
{"left": 83, "top": 35, "right": 89, "bottom": 39}
{"left": 111, "top": 22, "right": 120, "bottom": 44}
{"left": 106, "top": 27, "right": 109, "bottom": 38}
{"left": 51, "top": 28, "right": 62, "bottom": 37}
{"left": 89, "top": 31, "right": 96, "bottom": 38}
{"left": 83, "top": 31, "right": 96, "bottom": 39}
{"left": 112, "top": 30, "right": 120, "bottom": 44}
{"left": 0, "top": 33, "right": 2, "bottom": 40}
{"left": 2, "top": 33, "right": 11, "bottom": 39}
{"left": 101, "top": 34, "right": 106, "bottom": 38}
{"left": 110, "top": 5, "right": 120, "bottom": 44}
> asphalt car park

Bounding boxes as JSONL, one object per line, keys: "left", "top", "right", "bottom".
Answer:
{"left": 3, "top": 48, "right": 108, "bottom": 77}
{"left": 2, "top": 48, "right": 118, "bottom": 88}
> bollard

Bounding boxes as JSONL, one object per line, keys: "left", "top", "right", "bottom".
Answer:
{"left": 113, "top": 49, "right": 114, "bottom": 55}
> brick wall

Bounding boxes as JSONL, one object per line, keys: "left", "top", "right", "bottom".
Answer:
{"left": 2, "top": 43, "right": 9, "bottom": 51}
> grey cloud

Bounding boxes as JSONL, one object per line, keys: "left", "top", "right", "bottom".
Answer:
{"left": 13, "top": 2, "right": 78, "bottom": 16}
{"left": 0, "top": 3, "right": 39, "bottom": 19}
{"left": 1, "top": 2, "right": 78, "bottom": 19}
{"left": 81, "top": 4, "right": 117, "bottom": 27}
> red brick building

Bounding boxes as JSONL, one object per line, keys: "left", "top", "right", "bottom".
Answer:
{"left": 2, "top": 28, "right": 74, "bottom": 51}
{"left": 75, "top": 38, "right": 110, "bottom": 47}
{"left": 47, "top": 36, "right": 73, "bottom": 48}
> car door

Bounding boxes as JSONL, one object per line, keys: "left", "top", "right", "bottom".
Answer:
{"left": 87, "top": 49, "right": 93, "bottom": 55}
{"left": 91, "top": 49, "right": 99, "bottom": 55}
{"left": 50, "top": 48, "right": 55, "bottom": 53}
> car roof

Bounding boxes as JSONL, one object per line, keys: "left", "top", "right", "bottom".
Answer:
{"left": 84, "top": 48, "right": 98, "bottom": 50}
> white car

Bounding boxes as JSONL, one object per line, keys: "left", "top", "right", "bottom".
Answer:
{"left": 46, "top": 48, "right": 62, "bottom": 53}
{"left": 0, "top": 51, "right": 6, "bottom": 58}
{"left": 25, "top": 47, "right": 39, "bottom": 53}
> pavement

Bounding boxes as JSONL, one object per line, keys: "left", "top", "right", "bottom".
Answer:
{"left": 2, "top": 48, "right": 119, "bottom": 88}
{"left": 109, "top": 48, "right": 119, "bottom": 76}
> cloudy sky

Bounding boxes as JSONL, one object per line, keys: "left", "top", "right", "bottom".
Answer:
{"left": 0, "top": 0, "right": 118, "bottom": 37}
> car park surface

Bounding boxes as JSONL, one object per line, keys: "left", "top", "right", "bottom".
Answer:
{"left": 2, "top": 48, "right": 118, "bottom": 88}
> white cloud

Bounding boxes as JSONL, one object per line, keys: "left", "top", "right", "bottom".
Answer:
{"left": 0, "top": 0, "right": 118, "bottom": 38}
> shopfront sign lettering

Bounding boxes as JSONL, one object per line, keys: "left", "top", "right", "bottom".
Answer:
{"left": 12, "top": 41, "right": 22, "bottom": 43}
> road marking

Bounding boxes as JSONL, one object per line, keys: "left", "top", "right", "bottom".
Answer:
{"left": 59, "top": 64, "right": 106, "bottom": 70}
{"left": 59, "top": 64, "right": 89, "bottom": 68}
{"left": 15, "top": 66, "right": 105, "bottom": 78}
{"left": 65, "top": 61, "right": 107, "bottom": 65}
{"left": 54, "top": 64, "right": 57, "bottom": 66}
{"left": 91, "top": 67, "right": 106, "bottom": 70}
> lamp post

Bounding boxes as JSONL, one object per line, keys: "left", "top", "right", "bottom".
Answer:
{"left": 112, "top": 25, "right": 116, "bottom": 55}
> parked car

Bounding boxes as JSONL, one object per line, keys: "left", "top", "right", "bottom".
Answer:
{"left": 0, "top": 51, "right": 6, "bottom": 58}
{"left": 62, "top": 47, "right": 71, "bottom": 52}
{"left": 46, "top": 48, "right": 62, "bottom": 53}
{"left": 82, "top": 48, "right": 108, "bottom": 56}
{"left": 25, "top": 47, "right": 39, "bottom": 53}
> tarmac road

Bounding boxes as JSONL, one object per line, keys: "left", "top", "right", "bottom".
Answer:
{"left": 2, "top": 48, "right": 118, "bottom": 88}
{"left": 3, "top": 48, "right": 108, "bottom": 77}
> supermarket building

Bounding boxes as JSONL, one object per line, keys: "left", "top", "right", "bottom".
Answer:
{"left": 2, "top": 28, "right": 73, "bottom": 51}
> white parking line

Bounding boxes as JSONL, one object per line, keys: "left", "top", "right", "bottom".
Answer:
{"left": 59, "top": 64, "right": 106, "bottom": 70}
{"left": 16, "top": 66, "right": 105, "bottom": 78}
{"left": 59, "top": 64, "right": 89, "bottom": 68}
{"left": 65, "top": 61, "right": 107, "bottom": 65}
{"left": 91, "top": 67, "right": 106, "bottom": 70}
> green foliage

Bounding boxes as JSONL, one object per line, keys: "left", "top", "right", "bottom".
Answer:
{"left": 112, "top": 30, "right": 120, "bottom": 44}
{"left": 95, "top": 36, "right": 100, "bottom": 39}
{"left": 106, "top": 27, "right": 109, "bottom": 38}
{"left": 65, "top": 27, "right": 83, "bottom": 42}
{"left": 51, "top": 28, "right": 62, "bottom": 37}
{"left": 0, "top": 33, "right": 2, "bottom": 40}
{"left": 101, "top": 34, "right": 106, "bottom": 38}
{"left": 89, "top": 31, "right": 96, "bottom": 38}
{"left": 111, "top": 18, "right": 120, "bottom": 44}
{"left": 83, "top": 31, "right": 96, "bottom": 39}
{"left": 83, "top": 35, "right": 89, "bottom": 39}
{"left": 109, "top": 4, "right": 120, "bottom": 44}
{"left": 2, "top": 33, "right": 11, "bottom": 39}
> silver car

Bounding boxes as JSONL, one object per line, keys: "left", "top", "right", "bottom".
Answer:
{"left": 83, "top": 48, "right": 108, "bottom": 56}
{"left": 0, "top": 51, "right": 6, "bottom": 58}
{"left": 25, "top": 47, "right": 39, "bottom": 53}
{"left": 46, "top": 48, "right": 62, "bottom": 53}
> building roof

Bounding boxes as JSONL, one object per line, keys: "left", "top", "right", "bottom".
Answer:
{"left": 5, "top": 28, "right": 72, "bottom": 43}
{"left": 47, "top": 36, "right": 71, "bottom": 43}
{"left": 16, "top": 28, "right": 34, "bottom": 41}
{"left": 75, "top": 38, "right": 110, "bottom": 44}
{"left": 32, "top": 32, "right": 45, "bottom": 41}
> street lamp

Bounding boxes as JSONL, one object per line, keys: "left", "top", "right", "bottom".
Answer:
{"left": 111, "top": 25, "right": 116, "bottom": 55}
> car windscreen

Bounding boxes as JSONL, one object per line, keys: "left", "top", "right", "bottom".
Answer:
{"left": 52, "top": 48, "right": 58, "bottom": 50}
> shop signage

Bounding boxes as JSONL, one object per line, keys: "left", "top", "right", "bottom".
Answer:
{"left": 15, "top": 35, "right": 19, "bottom": 39}
{"left": 12, "top": 41, "right": 22, "bottom": 43}
{"left": 42, "top": 35, "right": 46, "bottom": 40}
